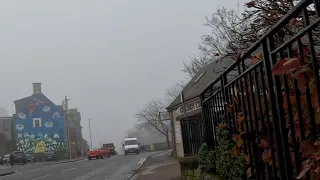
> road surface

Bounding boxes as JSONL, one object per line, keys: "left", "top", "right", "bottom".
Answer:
{"left": 1, "top": 152, "right": 157, "bottom": 180}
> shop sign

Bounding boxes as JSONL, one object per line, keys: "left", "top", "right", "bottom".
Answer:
{"left": 177, "top": 100, "right": 201, "bottom": 116}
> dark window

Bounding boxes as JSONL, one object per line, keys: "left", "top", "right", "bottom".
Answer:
{"left": 125, "top": 140, "right": 137, "bottom": 145}
{"left": 33, "top": 118, "right": 41, "bottom": 128}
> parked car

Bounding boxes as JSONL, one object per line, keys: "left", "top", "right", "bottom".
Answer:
{"left": 87, "top": 148, "right": 103, "bottom": 160}
{"left": 12, "top": 151, "right": 27, "bottom": 164}
{"left": 24, "top": 152, "right": 35, "bottom": 162}
{"left": 3, "top": 154, "right": 10, "bottom": 164}
{"left": 43, "top": 150, "right": 57, "bottom": 161}
{"left": 99, "top": 148, "right": 110, "bottom": 158}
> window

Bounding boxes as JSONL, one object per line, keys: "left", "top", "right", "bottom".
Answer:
{"left": 125, "top": 140, "right": 138, "bottom": 145}
{"left": 33, "top": 118, "right": 42, "bottom": 128}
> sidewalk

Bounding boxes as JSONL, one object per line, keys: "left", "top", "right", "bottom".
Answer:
{"left": 0, "top": 166, "right": 14, "bottom": 176}
{"left": 132, "top": 152, "right": 181, "bottom": 180}
{"left": 32, "top": 157, "right": 86, "bottom": 166}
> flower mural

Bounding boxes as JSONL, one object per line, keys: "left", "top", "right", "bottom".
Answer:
{"left": 28, "top": 103, "right": 36, "bottom": 114}
{"left": 45, "top": 121, "right": 53, "bottom": 128}
{"left": 52, "top": 112, "right": 61, "bottom": 119}
{"left": 42, "top": 106, "right": 51, "bottom": 112}
{"left": 15, "top": 132, "right": 66, "bottom": 152}
{"left": 14, "top": 94, "right": 66, "bottom": 153}
{"left": 18, "top": 113, "right": 26, "bottom": 119}
{"left": 16, "top": 124, "right": 24, "bottom": 131}
{"left": 53, "top": 133, "right": 59, "bottom": 138}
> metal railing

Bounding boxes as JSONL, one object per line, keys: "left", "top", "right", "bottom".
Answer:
{"left": 180, "top": 115, "right": 205, "bottom": 156}
{"left": 200, "top": 0, "right": 320, "bottom": 179}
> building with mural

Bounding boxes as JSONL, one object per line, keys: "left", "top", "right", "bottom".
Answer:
{"left": 13, "top": 83, "right": 66, "bottom": 153}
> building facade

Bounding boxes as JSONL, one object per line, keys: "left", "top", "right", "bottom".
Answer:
{"left": 68, "top": 108, "right": 83, "bottom": 157}
{"left": 13, "top": 83, "right": 66, "bottom": 153}
{"left": 167, "top": 55, "right": 235, "bottom": 158}
{"left": 0, "top": 117, "right": 14, "bottom": 155}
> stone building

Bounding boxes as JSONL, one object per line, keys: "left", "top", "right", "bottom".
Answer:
{"left": 0, "top": 116, "right": 14, "bottom": 155}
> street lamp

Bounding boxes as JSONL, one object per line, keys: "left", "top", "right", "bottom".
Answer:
{"left": 88, "top": 118, "right": 93, "bottom": 149}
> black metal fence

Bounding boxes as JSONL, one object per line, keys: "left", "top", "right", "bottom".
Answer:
{"left": 180, "top": 115, "right": 205, "bottom": 156}
{"left": 201, "top": 0, "right": 320, "bottom": 179}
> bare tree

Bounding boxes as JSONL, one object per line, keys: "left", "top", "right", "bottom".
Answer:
{"left": 183, "top": 0, "right": 305, "bottom": 78}
{"left": 182, "top": 7, "right": 246, "bottom": 78}
{"left": 164, "top": 83, "right": 183, "bottom": 105}
{"left": 135, "top": 99, "right": 171, "bottom": 148}
{"left": 182, "top": 54, "right": 215, "bottom": 79}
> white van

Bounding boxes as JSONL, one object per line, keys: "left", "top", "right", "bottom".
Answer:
{"left": 123, "top": 137, "right": 139, "bottom": 155}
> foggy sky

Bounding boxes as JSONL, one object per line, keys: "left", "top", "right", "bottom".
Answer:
{"left": 0, "top": 0, "right": 244, "bottom": 152}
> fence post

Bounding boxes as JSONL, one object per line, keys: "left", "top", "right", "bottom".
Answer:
{"left": 201, "top": 89, "right": 215, "bottom": 150}
{"left": 262, "top": 38, "right": 291, "bottom": 180}
{"left": 221, "top": 75, "right": 231, "bottom": 127}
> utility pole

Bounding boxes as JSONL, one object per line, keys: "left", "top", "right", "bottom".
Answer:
{"left": 64, "top": 96, "right": 72, "bottom": 159}
{"left": 88, "top": 118, "right": 93, "bottom": 149}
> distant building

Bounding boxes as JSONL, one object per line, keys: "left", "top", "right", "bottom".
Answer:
{"left": 0, "top": 107, "right": 9, "bottom": 117}
{"left": 68, "top": 108, "right": 83, "bottom": 157}
{"left": 13, "top": 83, "right": 66, "bottom": 154}
{"left": 57, "top": 105, "right": 84, "bottom": 157}
{"left": 82, "top": 138, "right": 89, "bottom": 152}
{"left": 0, "top": 117, "right": 14, "bottom": 155}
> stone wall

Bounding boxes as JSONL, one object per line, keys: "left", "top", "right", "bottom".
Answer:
{"left": 179, "top": 156, "right": 223, "bottom": 180}
{"left": 179, "top": 156, "right": 200, "bottom": 180}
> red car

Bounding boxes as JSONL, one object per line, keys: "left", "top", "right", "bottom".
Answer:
{"left": 87, "top": 148, "right": 110, "bottom": 160}
{"left": 87, "top": 148, "right": 103, "bottom": 160}
{"left": 99, "top": 148, "right": 110, "bottom": 158}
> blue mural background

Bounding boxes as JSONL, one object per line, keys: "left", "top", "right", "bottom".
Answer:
{"left": 13, "top": 93, "right": 66, "bottom": 152}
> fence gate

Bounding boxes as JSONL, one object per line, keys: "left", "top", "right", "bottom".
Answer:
{"left": 180, "top": 115, "right": 205, "bottom": 156}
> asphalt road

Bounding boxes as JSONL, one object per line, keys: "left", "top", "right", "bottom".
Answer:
{"left": 0, "top": 152, "right": 157, "bottom": 180}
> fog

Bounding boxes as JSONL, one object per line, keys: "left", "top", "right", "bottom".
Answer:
{"left": 0, "top": 0, "right": 244, "bottom": 154}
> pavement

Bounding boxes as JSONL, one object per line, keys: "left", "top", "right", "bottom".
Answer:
{"left": 131, "top": 150, "right": 181, "bottom": 180}
{"left": 0, "top": 151, "right": 161, "bottom": 180}
{"left": 32, "top": 157, "right": 86, "bottom": 165}
{"left": 0, "top": 166, "right": 14, "bottom": 177}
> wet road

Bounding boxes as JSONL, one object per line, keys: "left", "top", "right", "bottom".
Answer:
{"left": 0, "top": 152, "right": 157, "bottom": 180}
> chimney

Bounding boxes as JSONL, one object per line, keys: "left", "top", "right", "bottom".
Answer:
{"left": 32, "top": 83, "right": 42, "bottom": 94}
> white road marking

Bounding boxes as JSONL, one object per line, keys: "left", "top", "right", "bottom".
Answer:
{"left": 32, "top": 174, "right": 52, "bottom": 180}
{"left": 140, "top": 158, "right": 146, "bottom": 165}
{"left": 61, "top": 168, "right": 76, "bottom": 173}
{"left": 137, "top": 158, "right": 145, "bottom": 164}
{"left": 137, "top": 159, "right": 143, "bottom": 164}
{"left": 80, "top": 163, "right": 92, "bottom": 167}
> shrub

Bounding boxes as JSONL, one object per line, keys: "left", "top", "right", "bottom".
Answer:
{"left": 199, "top": 122, "right": 247, "bottom": 180}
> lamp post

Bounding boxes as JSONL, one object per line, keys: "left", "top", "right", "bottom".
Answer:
{"left": 88, "top": 118, "right": 93, "bottom": 149}
{"left": 63, "top": 96, "right": 72, "bottom": 159}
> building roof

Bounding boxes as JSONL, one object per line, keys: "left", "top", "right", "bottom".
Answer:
{"left": 166, "top": 55, "right": 235, "bottom": 109}
{"left": 0, "top": 117, "right": 13, "bottom": 120}
{"left": 14, "top": 93, "right": 55, "bottom": 107}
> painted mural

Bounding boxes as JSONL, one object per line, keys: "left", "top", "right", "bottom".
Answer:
{"left": 13, "top": 93, "right": 66, "bottom": 153}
